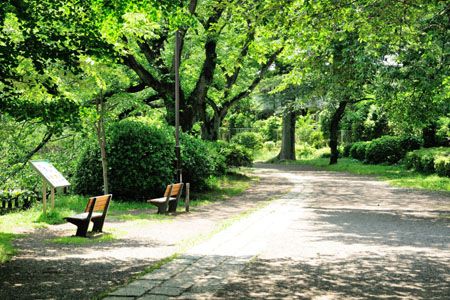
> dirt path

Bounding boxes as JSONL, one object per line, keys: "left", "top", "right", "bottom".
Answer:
{"left": 104, "top": 163, "right": 449, "bottom": 299}
{"left": 215, "top": 164, "right": 450, "bottom": 299}
{"left": 0, "top": 170, "right": 292, "bottom": 300}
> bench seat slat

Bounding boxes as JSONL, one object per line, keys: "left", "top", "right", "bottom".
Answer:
{"left": 147, "top": 197, "right": 176, "bottom": 204}
{"left": 65, "top": 212, "right": 102, "bottom": 221}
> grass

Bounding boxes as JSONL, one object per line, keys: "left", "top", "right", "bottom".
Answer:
{"left": 0, "top": 171, "right": 254, "bottom": 263}
{"left": 49, "top": 233, "right": 116, "bottom": 245}
{"left": 294, "top": 157, "right": 450, "bottom": 193}
{"left": 0, "top": 232, "right": 22, "bottom": 263}
{"left": 179, "top": 172, "right": 256, "bottom": 207}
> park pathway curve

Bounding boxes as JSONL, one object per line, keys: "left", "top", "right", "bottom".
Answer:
{"left": 105, "top": 163, "right": 450, "bottom": 299}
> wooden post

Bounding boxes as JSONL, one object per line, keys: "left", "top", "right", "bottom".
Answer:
{"left": 51, "top": 187, "right": 55, "bottom": 210}
{"left": 185, "top": 183, "right": 190, "bottom": 212}
{"left": 42, "top": 179, "right": 47, "bottom": 214}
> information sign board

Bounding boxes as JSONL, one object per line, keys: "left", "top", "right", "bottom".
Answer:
{"left": 30, "top": 160, "right": 70, "bottom": 188}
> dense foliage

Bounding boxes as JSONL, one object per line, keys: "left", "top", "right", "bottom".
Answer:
{"left": 230, "top": 132, "right": 263, "bottom": 153}
{"left": 73, "top": 119, "right": 242, "bottom": 200}
{"left": 404, "top": 148, "right": 450, "bottom": 176}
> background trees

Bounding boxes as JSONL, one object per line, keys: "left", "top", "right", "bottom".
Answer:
{"left": 0, "top": 0, "right": 448, "bottom": 201}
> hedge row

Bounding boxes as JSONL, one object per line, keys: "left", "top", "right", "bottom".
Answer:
{"left": 344, "top": 135, "right": 422, "bottom": 164}
{"left": 74, "top": 119, "right": 253, "bottom": 201}
{"left": 404, "top": 147, "right": 450, "bottom": 177}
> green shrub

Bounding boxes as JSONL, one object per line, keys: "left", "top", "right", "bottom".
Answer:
{"left": 108, "top": 120, "right": 175, "bottom": 200}
{"left": 180, "top": 133, "right": 216, "bottom": 190}
{"left": 264, "top": 141, "right": 276, "bottom": 151}
{"left": 74, "top": 119, "right": 175, "bottom": 200}
{"left": 74, "top": 119, "right": 229, "bottom": 200}
{"left": 222, "top": 143, "right": 253, "bottom": 167}
{"left": 404, "top": 147, "right": 450, "bottom": 175}
{"left": 435, "top": 156, "right": 450, "bottom": 177}
{"left": 297, "top": 144, "right": 316, "bottom": 159}
{"left": 349, "top": 141, "right": 370, "bottom": 161}
{"left": 342, "top": 144, "right": 352, "bottom": 157}
{"left": 399, "top": 135, "right": 422, "bottom": 152}
{"left": 230, "top": 132, "right": 263, "bottom": 152}
{"left": 365, "top": 136, "right": 403, "bottom": 164}
{"left": 73, "top": 144, "right": 103, "bottom": 196}
{"left": 364, "top": 135, "right": 421, "bottom": 165}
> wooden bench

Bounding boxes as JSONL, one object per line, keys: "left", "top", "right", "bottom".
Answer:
{"left": 147, "top": 183, "right": 183, "bottom": 214}
{"left": 64, "top": 194, "right": 112, "bottom": 237}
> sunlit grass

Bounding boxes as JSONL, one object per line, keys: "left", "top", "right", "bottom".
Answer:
{"left": 295, "top": 157, "right": 450, "bottom": 193}
{"left": 179, "top": 172, "right": 256, "bottom": 207}
{"left": 254, "top": 148, "right": 279, "bottom": 162}
{"left": 49, "top": 233, "right": 116, "bottom": 245}
{"left": 112, "top": 212, "right": 171, "bottom": 222}
{"left": 0, "top": 171, "right": 254, "bottom": 263}
{"left": 0, "top": 232, "right": 22, "bottom": 263}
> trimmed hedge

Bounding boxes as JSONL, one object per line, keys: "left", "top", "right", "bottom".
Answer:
{"left": 74, "top": 119, "right": 228, "bottom": 200}
{"left": 365, "top": 136, "right": 404, "bottom": 164}
{"left": 404, "top": 147, "right": 450, "bottom": 176}
{"left": 349, "top": 141, "right": 370, "bottom": 161}
{"left": 350, "top": 136, "right": 422, "bottom": 164}
{"left": 222, "top": 143, "right": 253, "bottom": 167}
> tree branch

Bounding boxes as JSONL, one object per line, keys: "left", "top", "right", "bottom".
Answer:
{"left": 1, "top": 129, "right": 54, "bottom": 186}
{"left": 221, "top": 47, "right": 284, "bottom": 115}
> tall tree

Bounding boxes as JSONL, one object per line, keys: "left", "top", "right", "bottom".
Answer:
{"left": 92, "top": 0, "right": 287, "bottom": 140}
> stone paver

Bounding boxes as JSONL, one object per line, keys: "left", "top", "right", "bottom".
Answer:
{"left": 106, "top": 164, "right": 449, "bottom": 299}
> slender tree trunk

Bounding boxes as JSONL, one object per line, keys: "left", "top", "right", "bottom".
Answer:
{"left": 329, "top": 101, "right": 348, "bottom": 165}
{"left": 277, "top": 109, "right": 297, "bottom": 160}
{"left": 96, "top": 92, "right": 109, "bottom": 194}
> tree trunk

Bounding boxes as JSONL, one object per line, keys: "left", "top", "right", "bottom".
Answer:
{"left": 201, "top": 114, "right": 221, "bottom": 140}
{"left": 329, "top": 101, "right": 348, "bottom": 165}
{"left": 96, "top": 92, "right": 109, "bottom": 194}
{"left": 277, "top": 109, "right": 297, "bottom": 160}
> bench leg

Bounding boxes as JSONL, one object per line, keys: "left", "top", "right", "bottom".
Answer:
{"left": 157, "top": 203, "right": 168, "bottom": 214}
{"left": 75, "top": 222, "right": 89, "bottom": 237}
{"left": 168, "top": 200, "right": 178, "bottom": 213}
{"left": 92, "top": 218, "right": 104, "bottom": 232}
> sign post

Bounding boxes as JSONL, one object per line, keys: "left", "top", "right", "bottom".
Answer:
{"left": 30, "top": 160, "right": 70, "bottom": 214}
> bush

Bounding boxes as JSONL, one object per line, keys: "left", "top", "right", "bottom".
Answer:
{"left": 342, "top": 144, "right": 352, "bottom": 157}
{"left": 74, "top": 119, "right": 229, "bottom": 200}
{"left": 435, "top": 156, "right": 450, "bottom": 177}
{"left": 222, "top": 143, "right": 253, "bottom": 167}
{"left": 349, "top": 141, "right": 370, "bottom": 161}
{"left": 297, "top": 144, "right": 316, "bottom": 159}
{"left": 180, "top": 133, "right": 217, "bottom": 190}
{"left": 365, "top": 136, "right": 404, "bottom": 164}
{"left": 110, "top": 120, "right": 175, "bottom": 200}
{"left": 399, "top": 135, "right": 422, "bottom": 152}
{"left": 74, "top": 119, "right": 175, "bottom": 200}
{"left": 404, "top": 147, "right": 450, "bottom": 175}
{"left": 264, "top": 141, "right": 276, "bottom": 151}
{"left": 363, "top": 135, "right": 421, "bottom": 165}
{"left": 230, "top": 132, "right": 263, "bottom": 152}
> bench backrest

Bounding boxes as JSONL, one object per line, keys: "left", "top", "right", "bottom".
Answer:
{"left": 164, "top": 183, "right": 183, "bottom": 198}
{"left": 85, "top": 194, "right": 112, "bottom": 215}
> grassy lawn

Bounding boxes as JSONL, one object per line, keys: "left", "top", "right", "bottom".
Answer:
{"left": 0, "top": 171, "right": 253, "bottom": 261}
{"left": 294, "top": 157, "right": 450, "bottom": 193}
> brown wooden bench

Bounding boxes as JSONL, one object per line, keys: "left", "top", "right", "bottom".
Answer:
{"left": 147, "top": 183, "right": 183, "bottom": 214}
{"left": 64, "top": 194, "right": 112, "bottom": 237}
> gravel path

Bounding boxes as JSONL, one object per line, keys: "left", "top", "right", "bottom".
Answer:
{"left": 1, "top": 164, "right": 449, "bottom": 299}
{"left": 106, "top": 164, "right": 449, "bottom": 299}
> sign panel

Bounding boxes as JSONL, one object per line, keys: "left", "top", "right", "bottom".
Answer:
{"left": 30, "top": 160, "right": 70, "bottom": 188}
